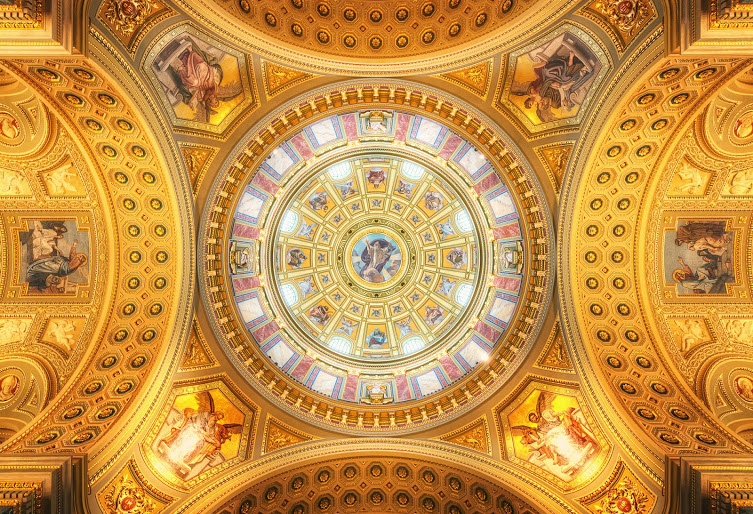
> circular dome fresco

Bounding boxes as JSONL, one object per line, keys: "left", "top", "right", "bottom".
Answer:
{"left": 201, "top": 85, "right": 553, "bottom": 432}
{"left": 268, "top": 151, "right": 485, "bottom": 366}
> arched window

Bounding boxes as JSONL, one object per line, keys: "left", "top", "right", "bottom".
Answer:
{"left": 401, "top": 161, "right": 424, "bottom": 179}
{"left": 280, "top": 210, "right": 299, "bottom": 233}
{"left": 455, "top": 283, "right": 473, "bottom": 306}
{"left": 280, "top": 283, "right": 299, "bottom": 306}
{"left": 455, "top": 210, "right": 472, "bottom": 233}
{"left": 329, "top": 337, "right": 351, "bottom": 354}
{"left": 328, "top": 162, "right": 350, "bottom": 180}
{"left": 402, "top": 337, "right": 426, "bottom": 354}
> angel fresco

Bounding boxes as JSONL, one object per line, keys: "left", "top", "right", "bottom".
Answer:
{"left": 511, "top": 391, "right": 599, "bottom": 482}
{"left": 152, "top": 33, "right": 244, "bottom": 125}
{"left": 155, "top": 390, "right": 243, "bottom": 481}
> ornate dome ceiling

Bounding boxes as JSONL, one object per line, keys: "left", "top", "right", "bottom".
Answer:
{"left": 201, "top": 99, "right": 553, "bottom": 431}
{"left": 1, "top": 0, "right": 753, "bottom": 513}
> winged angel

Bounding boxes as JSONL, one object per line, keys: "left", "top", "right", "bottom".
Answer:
{"left": 511, "top": 392, "right": 599, "bottom": 481}
{"left": 156, "top": 391, "right": 243, "bottom": 479}
{"left": 167, "top": 36, "right": 243, "bottom": 123}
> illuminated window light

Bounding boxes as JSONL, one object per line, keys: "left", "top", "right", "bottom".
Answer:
{"left": 401, "top": 162, "right": 424, "bottom": 179}
{"left": 402, "top": 337, "right": 426, "bottom": 354}
{"left": 455, "top": 283, "right": 473, "bottom": 306}
{"left": 280, "top": 283, "right": 299, "bottom": 306}
{"left": 280, "top": 210, "right": 299, "bottom": 233}
{"left": 455, "top": 210, "right": 472, "bottom": 233}
{"left": 329, "top": 337, "right": 351, "bottom": 354}
{"left": 328, "top": 162, "right": 351, "bottom": 180}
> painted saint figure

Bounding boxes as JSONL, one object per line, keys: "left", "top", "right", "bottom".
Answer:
{"left": 308, "top": 305, "right": 331, "bottom": 326}
{"left": 164, "top": 36, "right": 243, "bottom": 123}
{"left": 366, "top": 328, "right": 387, "bottom": 349}
{"left": 25, "top": 221, "right": 88, "bottom": 293}
{"left": 358, "top": 237, "right": 396, "bottom": 284}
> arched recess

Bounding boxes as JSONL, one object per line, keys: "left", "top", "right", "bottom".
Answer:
{"left": 171, "top": 439, "right": 576, "bottom": 513}
{"left": 558, "top": 26, "right": 753, "bottom": 465}
{"left": 0, "top": 56, "right": 194, "bottom": 475}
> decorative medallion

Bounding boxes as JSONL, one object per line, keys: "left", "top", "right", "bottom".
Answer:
{"left": 178, "top": 142, "right": 217, "bottom": 196}
{"left": 435, "top": 416, "right": 492, "bottom": 455}
{"left": 580, "top": 0, "right": 656, "bottom": 53}
{"left": 262, "top": 415, "right": 317, "bottom": 454}
{"left": 535, "top": 321, "right": 574, "bottom": 372}
{"left": 98, "top": 459, "right": 174, "bottom": 514}
{"left": 261, "top": 60, "right": 316, "bottom": 99}
{"left": 98, "top": 0, "right": 175, "bottom": 53}
{"left": 179, "top": 318, "right": 217, "bottom": 371}
{"left": 438, "top": 60, "right": 493, "bottom": 99}
{"left": 535, "top": 142, "right": 574, "bottom": 193}
{"left": 578, "top": 459, "right": 656, "bottom": 513}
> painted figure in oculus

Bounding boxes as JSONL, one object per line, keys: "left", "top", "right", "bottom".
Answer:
{"left": 152, "top": 33, "right": 243, "bottom": 124}
{"left": 155, "top": 390, "right": 243, "bottom": 480}
{"left": 734, "top": 374, "right": 753, "bottom": 403}
{"left": 734, "top": 111, "right": 753, "bottom": 139}
{"left": 511, "top": 391, "right": 599, "bottom": 482}
{"left": 510, "top": 33, "right": 600, "bottom": 124}
{"left": 20, "top": 220, "right": 89, "bottom": 294}
{"left": 353, "top": 235, "right": 400, "bottom": 284}
{"left": 666, "top": 220, "right": 734, "bottom": 294}
{"left": 0, "top": 374, "right": 20, "bottom": 402}
{"left": 0, "top": 112, "right": 19, "bottom": 140}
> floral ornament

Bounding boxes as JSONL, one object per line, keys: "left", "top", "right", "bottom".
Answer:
{"left": 103, "top": 475, "right": 156, "bottom": 514}
{"left": 103, "top": 0, "right": 159, "bottom": 37}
